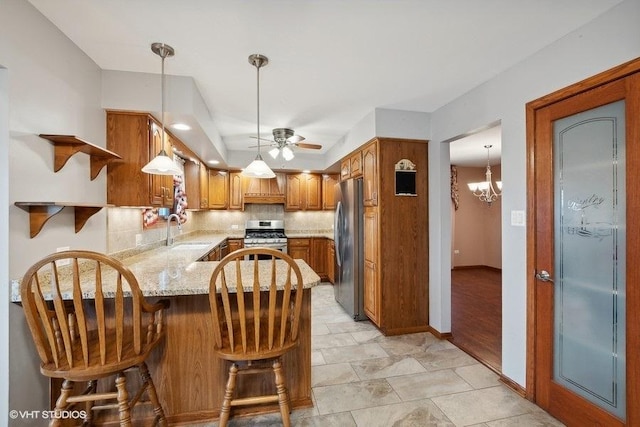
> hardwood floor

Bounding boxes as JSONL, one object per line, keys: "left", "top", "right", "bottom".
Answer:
{"left": 449, "top": 267, "right": 502, "bottom": 372}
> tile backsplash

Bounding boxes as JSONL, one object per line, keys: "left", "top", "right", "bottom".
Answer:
{"left": 107, "top": 205, "right": 334, "bottom": 254}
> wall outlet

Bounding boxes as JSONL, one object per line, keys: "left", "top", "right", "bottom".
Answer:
{"left": 231, "top": 224, "right": 239, "bottom": 230}
{"left": 135, "top": 234, "right": 142, "bottom": 246}
{"left": 56, "top": 246, "right": 70, "bottom": 266}
{"left": 454, "top": 249, "right": 460, "bottom": 254}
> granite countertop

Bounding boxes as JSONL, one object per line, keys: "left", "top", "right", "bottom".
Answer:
{"left": 11, "top": 232, "right": 321, "bottom": 302}
{"left": 286, "top": 230, "right": 334, "bottom": 239}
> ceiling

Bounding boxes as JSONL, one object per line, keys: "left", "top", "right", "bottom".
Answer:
{"left": 28, "top": 0, "right": 622, "bottom": 169}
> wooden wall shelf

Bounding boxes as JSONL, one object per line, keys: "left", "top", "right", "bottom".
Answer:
{"left": 39, "top": 134, "right": 122, "bottom": 180}
{"left": 14, "top": 202, "right": 113, "bottom": 238}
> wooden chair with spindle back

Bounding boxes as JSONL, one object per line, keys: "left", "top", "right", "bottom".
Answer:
{"left": 20, "top": 250, "right": 170, "bottom": 427}
{"left": 208, "top": 247, "right": 305, "bottom": 427}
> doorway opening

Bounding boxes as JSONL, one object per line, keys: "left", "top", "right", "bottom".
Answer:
{"left": 448, "top": 124, "right": 503, "bottom": 372}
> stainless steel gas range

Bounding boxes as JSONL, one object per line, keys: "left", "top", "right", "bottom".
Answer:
{"left": 243, "top": 220, "right": 287, "bottom": 259}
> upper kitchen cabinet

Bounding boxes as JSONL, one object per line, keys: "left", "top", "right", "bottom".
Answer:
{"left": 228, "top": 171, "right": 243, "bottom": 210}
{"left": 208, "top": 169, "right": 229, "bottom": 209}
{"left": 285, "top": 173, "right": 322, "bottom": 211}
{"left": 183, "top": 159, "right": 209, "bottom": 209}
{"left": 340, "top": 150, "right": 363, "bottom": 180}
{"left": 322, "top": 174, "right": 339, "bottom": 210}
{"left": 107, "top": 111, "right": 175, "bottom": 207}
{"left": 361, "top": 141, "right": 378, "bottom": 206}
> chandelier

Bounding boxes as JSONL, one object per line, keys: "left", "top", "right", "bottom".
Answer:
{"left": 467, "top": 144, "right": 502, "bottom": 205}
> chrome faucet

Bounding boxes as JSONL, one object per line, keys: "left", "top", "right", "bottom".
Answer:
{"left": 166, "top": 214, "right": 182, "bottom": 246}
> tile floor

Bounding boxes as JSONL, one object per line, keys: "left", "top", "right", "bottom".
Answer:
{"left": 199, "top": 284, "right": 565, "bottom": 426}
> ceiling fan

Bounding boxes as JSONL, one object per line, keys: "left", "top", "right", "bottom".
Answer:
{"left": 251, "top": 128, "right": 322, "bottom": 161}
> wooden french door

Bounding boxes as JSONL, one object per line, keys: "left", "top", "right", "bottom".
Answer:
{"left": 527, "top": 60, "right": 640, "bottom": 426}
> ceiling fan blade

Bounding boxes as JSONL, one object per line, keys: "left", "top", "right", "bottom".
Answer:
{"left": 294, "top": 142, "right": 322, "bottom": 150}
{"left": 287, "top": 134, "right": 305, "bottom": 144}
{"left": 249, "top": 136, "right": 275, "bottom": 143}
{"left": 249, "top": 143, "right": 277, "bottom": 149}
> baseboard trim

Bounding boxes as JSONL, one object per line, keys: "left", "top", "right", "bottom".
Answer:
{"left": 452, "top": 265, "right": 502, "bottom": 272}
{"left": 499, "top": 374, "right": 527, "bottom": 398}
{"left": 427, "top": 325, "right": 453, "bottom": 340}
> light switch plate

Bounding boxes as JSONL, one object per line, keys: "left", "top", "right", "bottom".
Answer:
{"left": 511, "top": 210, "right": 526, "bottom": 226}
{"left": 135, "top": 234, "right": 142, "bottom": 246}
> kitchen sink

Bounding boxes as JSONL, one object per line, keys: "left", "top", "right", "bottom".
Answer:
{"left": 169, "top": 243, "right": 211, "bottom": 251}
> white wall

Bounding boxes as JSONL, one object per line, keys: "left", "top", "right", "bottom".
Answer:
{"left": 1, "top": 0, "right": 107, "bottom": 421}
{"left": 429, "top": 0, "right": 640, "bottom": 386}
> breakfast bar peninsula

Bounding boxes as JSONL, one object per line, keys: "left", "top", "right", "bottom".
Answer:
{"left": 11, "top": 236, "right": 321, "bottom": 425}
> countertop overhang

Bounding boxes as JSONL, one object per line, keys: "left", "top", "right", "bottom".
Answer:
{"left": 11, "top": 232, "right": 321, "bottom": 302}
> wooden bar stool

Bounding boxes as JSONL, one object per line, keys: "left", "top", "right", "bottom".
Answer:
{"left": 208, "top": 248, "right": 305, "bottom": 427}
{"left": 20, "top": 250, "right": 170, "bottom": 426}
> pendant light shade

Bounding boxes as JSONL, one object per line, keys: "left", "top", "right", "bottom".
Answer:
{"left": 142, "top": 42, "right": 182, "bottom": 176}
{"left": 243, "top": 54, "right": 275, "bottom": 179}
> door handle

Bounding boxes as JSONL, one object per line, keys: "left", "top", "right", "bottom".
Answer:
{"left": 535, "top": 270, "right": 554, "bottom": 283}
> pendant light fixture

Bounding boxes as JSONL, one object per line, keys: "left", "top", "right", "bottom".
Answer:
{"left": 467, "top": 144, "right": 502, "bottom": 205}
{"left": 142, "top": 42, "right": 182, "bottom": 176}
{"left": 242, "top": 54, "right": 276, "bottom": 179}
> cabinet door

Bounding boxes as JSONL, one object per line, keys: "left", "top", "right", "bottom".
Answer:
{"left": 183, "top": 159, "right": 201, "bottom": 209}
{"left": 149, "top": 121, "right": 166, "bottom": 206}
{"left": 285, "top": 174, "right": 304, "bottom": 210}
{"left": 340, "top": 158, "right": 351, "bottom": 180}
{"left": 364, "top": 260, "right": 379, "bottom": 325}
{"left": 162, "top": 134, "right": 175, "bottom": 206}
{"left": 228, "top": 171, "right": 243, "bottom": 210}
{"left": 327, "top": 240, "right": 336, "bottom": 284}
{"left": 362, "top": 141, "right": 378, "bottom": 206}
{"left": 322, "top": 174, "right": 339, "bottom": 210}
{"left": 349, "top": 151, "right": 363, "bottom": 178}
{"left": 305, "top": 174, "right": 322, "bottom": 210}
{"left": 311, "top": 238, "right": 327, "bottom": 278}
{"left": 208, "top": 169, "right": 229, "bottom": 209}
{"left": 363, "top": 208, "right": 380, "bottom": 325}
{"left": 227, "top": 238, "right": 243, "bottom": 253}
{"left": 199, "top": 162, "right": 209, "bottom": 208}
{"left": 288, "top": 238, "right": 311, "bottom": 263}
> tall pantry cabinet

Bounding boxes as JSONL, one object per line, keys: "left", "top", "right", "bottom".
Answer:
{"left": 349, "top": 137, "right": 429, "bottom": 336}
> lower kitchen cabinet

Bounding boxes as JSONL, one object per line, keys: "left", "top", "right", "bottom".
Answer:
{"left": 227, "top": 238, "right": 243, "bottom": 253}
{"left": 363, "top": 208, "right": 380, "bottom": 325}
{"left": 288, "top": 238, "right": 311, "bottom": 264}
{"left": 327, "top": 240, "right": 335, "bottom": 284}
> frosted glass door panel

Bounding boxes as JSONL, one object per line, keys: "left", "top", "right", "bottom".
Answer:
{"left": 553, "top": 100, "right": 626, "bottom": 419}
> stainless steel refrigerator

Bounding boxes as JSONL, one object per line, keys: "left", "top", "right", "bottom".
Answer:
{"left": 333, "top": 178, "right": 366, "bottom": 321}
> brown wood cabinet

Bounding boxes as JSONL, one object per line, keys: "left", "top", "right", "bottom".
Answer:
{"left": 227, "top": 238, "right": 243, "bottom": 253}
{"left": 183, "top": 160, "right": 209, "bottom": 209}
{"left": 363, "top": 207, "right": 380, "bottom": 324}
{"left": 340, "top": 150, "right": 363, "bottom": 181}
{"left": 208, "top": 169, "right": 229, "bottom": 209}
{"left": 288, "top": 238, "right": 311, "bottom": 264}
{"left": 327, "top": 240, "right": 336, "bottom": 284}
{"left": 322, "top": 174, "right": 339, "bottom": 210}
{"left": 228, "top": 171, "right": 243, "bottom": 210}
{"left": 345, "top": 137, "right": 429, "bottom": 335}
{"left": 311, "top": 238, "right": 327, "bottom": 279}
{"left": 107, "top": 111, "right": 177, "bottom": 207}
{"left": 285, "top": 173, "right": 322, "bottom": 211}
{"left": 362, "top": 141, "right": 378, "bottom": 206}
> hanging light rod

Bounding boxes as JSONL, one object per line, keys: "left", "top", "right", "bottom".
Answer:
{"left": 243, "top": 54, "right": 276, "bottom": 179}
{"left": 142, "top": 42, "right": 182, "bottom": 176}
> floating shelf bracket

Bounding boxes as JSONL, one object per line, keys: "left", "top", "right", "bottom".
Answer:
{"left": 39, "top": 134, "right": 122, "bottom": 180}
{"left": 14, "top": 202, "right": 112, "bottom": 238}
